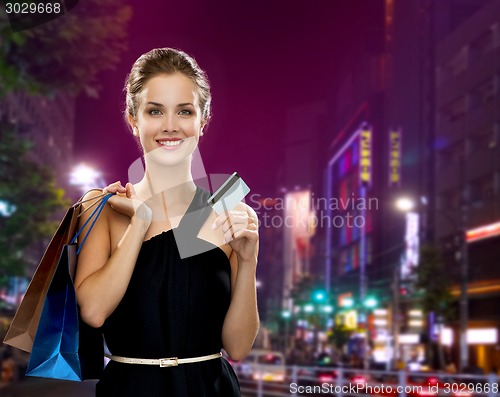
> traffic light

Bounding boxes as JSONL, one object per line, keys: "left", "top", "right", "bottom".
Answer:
{"left": 340, "top": 297, "right": 354, "bottom": 308}
{"left": 364, "top": 296, "right": 378, "bottom": 309}
{"left": 312, "top": 289, "right": 326, "bottom": 303}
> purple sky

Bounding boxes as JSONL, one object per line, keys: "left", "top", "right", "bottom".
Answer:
{"left": 74, "top": 0, "right": 366, "bottom": 196}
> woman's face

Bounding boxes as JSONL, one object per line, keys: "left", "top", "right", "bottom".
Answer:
{"left": 132, "top": 73, "right": 204, "bottom": 166}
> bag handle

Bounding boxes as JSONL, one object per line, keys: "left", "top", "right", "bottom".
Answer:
{"left": 71, "top": 193, "right": 114, "bottom": 254}
{"left": 74, "top": 190, "right": 109, "bottom": 217}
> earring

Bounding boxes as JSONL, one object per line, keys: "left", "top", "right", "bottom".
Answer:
{"left": 133, "top": 127, "right": 139, "bottom": 136}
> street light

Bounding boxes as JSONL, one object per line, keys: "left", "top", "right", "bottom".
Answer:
{"left": 395, "top": 197, "right": 415, "bottom": 212}
{"left": 70, "top": 163, "right": 105, "bottom": 193}
{"left": 396, "top": 195, "right": 469, "bottom": 371}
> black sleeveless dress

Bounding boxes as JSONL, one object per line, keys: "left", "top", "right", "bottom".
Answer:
{"left": 96, "top": 185, "right": 241, "bottom": 396}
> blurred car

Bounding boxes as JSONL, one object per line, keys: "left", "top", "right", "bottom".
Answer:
{"left": 236, "top": 349, "right": 286, "bottom": 382}
{"left": 405, "top": 375, "right": 474, "bottom": 397}
{"left": 296, "top": 365, "right": 371, "bottom": 391}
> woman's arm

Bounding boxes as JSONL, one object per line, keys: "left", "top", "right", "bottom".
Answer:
{"left": 74, "top": 182, "right": 152, "bottom": 328}
{"left": 217, "top": 203, "right": 260, "bottom": 361}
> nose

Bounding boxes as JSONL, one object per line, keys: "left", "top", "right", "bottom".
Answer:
{"left": 161, "top": 111, "right": 179, "bottom": 133}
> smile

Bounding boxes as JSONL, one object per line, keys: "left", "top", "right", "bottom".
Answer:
{"left": 157, "top": 139, "right": 185, "bottom": 150}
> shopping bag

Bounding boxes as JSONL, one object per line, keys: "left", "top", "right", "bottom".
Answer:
{"left": 25, "top": 244, "right": 81, "bottom": 380}
{"left": 3, "top": 205, "right": 78, "bottom": 352}
{"left": 3, "top": 190, "right": 105, "bottom": 352}
{"left": 3, "top": 191, "right": 112, "bottom": 381}
{"left": 25, "top": 192, "right": 113, "bottom": 381}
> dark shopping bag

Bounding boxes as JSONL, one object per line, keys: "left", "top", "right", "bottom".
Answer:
{"left": 25, "top": 243, "right": 82, "bottom": 380}
{"left": 3, "top": 205, "right": 79, "bottom": 352}
{"left": 4, "top": 191, "right": 113, "bottom": 381}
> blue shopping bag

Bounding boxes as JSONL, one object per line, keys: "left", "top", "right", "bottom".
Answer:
{"left": 25, "top": 193, "right": 113, "bottom": 381}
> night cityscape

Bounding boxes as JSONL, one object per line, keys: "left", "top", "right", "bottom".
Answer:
{"left": 1, "top": 1, "right": 500, "bottom": 396}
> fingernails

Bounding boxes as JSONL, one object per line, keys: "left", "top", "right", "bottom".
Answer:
{"left": 211, "top": 222, "right": 216, "bottom": 230}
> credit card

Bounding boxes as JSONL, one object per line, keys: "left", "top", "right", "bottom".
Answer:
{"left": 207, "top": 172, "right": 250, "bottom": 215}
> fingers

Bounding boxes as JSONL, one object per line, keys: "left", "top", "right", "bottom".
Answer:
{"left": 212, "top": 210, "right": 258, "bottom": 244}
{"left": 231, "top": 223, "right": 259, "bottom": 243}
{"left": 125, "top": 182, "right": 136, "bottom": 199}
{"left": 103, "top": 181, "right": 126, "bottom": 195}
{"left": 105, "top": 183, "right": 152, "bottom": 225}
{"left": 211, "top": 210, "right": 247, "bottom": 230}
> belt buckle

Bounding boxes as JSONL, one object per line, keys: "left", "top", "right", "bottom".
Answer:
{"left": 160, "top": 357, "right": 179, "bottom": 367}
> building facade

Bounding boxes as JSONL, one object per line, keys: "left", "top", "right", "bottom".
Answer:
{"left": 435, "top": 0, "right": 500, "bottom": 372}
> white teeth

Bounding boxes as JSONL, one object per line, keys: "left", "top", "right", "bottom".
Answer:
{"left": 159, "top": 140, "right": 183, "bottom": 147}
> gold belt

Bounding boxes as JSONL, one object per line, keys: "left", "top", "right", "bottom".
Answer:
{"left": 104, "top": 352, "right": 222, "bottom": 368}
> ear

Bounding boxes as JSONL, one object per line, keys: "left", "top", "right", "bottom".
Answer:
{"left": 128, "top": 114, "right": 139, "bottom": 137}
{"left": 127, "top": 114, "right": 137, "bottom": 130}
{"left": 200, "top": 120, "right": 207, "bottom": 135}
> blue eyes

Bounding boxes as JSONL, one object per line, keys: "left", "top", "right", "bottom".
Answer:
{"left": 148, "top": 109, "right": 193, "bottom": 116}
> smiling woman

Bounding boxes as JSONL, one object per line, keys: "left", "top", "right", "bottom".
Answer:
{"left": 131, "top": 73, "right": 203, "bottom": 168}
{"left": 73, "top": 48, "right": 260, "bottom": 397}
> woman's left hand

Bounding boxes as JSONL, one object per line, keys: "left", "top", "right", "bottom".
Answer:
{"left": 212, "top": 205, "right": 259, "bottom": 264}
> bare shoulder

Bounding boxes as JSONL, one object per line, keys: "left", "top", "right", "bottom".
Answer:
{"left": 79, "top": 189, "right": 106, "bottom": 210}
{"left": 77, "top": 189, "right": 112, "bottom": 228}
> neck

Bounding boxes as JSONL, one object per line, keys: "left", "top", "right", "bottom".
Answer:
{"left": 138, "top": 154, "right": 196, "bottom": 200}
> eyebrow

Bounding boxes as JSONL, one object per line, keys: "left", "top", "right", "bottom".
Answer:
{"left": 145, "top": 101, "right": 194, "bottom": 107}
